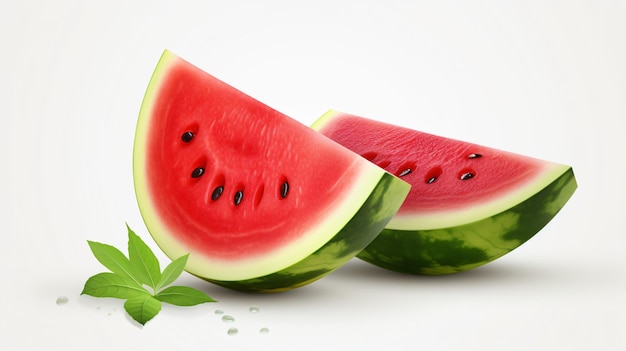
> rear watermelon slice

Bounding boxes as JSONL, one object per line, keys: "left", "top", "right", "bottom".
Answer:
{"left": 133, "top": 51, "right": 410, "bottom": 292}
{"left": 312, "top": 111, "right": 577, "bottom": 275}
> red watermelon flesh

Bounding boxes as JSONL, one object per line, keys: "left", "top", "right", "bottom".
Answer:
{"left": 141, "top": 62, "right": 357, "bottom": 259}
{"left": 313, "top": 110, "right": 571, "bottom": 230}
{"left": 133, "top": 51, "right": 410, "bottom": 287}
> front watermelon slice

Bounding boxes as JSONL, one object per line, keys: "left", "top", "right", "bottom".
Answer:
{"left": 132, "top": 51, "right": 410, "bottom": 292}
{"left": 312, "top": 111, "right": 577, "bottom": 275}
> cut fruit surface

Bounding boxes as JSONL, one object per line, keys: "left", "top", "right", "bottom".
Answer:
{"left": 133, "top": 52, "right": 410, "bottom": 291}
{"left": 312, "top": 110, "right": 577, "bottom": 274}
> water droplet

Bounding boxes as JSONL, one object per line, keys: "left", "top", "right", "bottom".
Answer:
{"left": 259, "top": 327, "right": 269, "bottom": 334}
{"left": 214, "top": 309, "right": 224, "bottom": 315}
{"left": 222, "top": 315, "right": 235, "bottom": 323}
{"left": 249, "top": 306, "right": 260, "bottom": 313}
{"left": 56, "top": 296, "right": 68, "bottom": 305}
{"left": 227, "top": 327, "right": 238, "bottom": 336}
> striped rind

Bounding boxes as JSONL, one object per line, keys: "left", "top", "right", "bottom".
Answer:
{"left": 135, "top": 157, "right": 393, "bottom": 282}
{"left": 205, "top": 172, "right": 410, "bottom": 292}
{"left": 357, "top": 167, "right": 577, "bottom": 274}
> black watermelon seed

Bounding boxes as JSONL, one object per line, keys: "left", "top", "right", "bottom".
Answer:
{"left": 424, "top": 166, "right": 443, "bottom": 185}
{"left": 211, "top": 186, "right": 224, "bottom": 201}
{"left": 234, "top": 190, "right": 244, "bottom": 205}
{"left": 460, "top": 172, "right": 475, "bottom": 180}
{"left": 468, "top": 153, "right": 482, "bottom": 159}
{"left": 280, "top": 181, "right": 289, "bottom": 199}
{"left": 191, "top": 167, "right": 204, "bottom": 178}
{"left": 181, "top": 131, "right": 194, "bottom": 143}
{"left": 398, "top": 168, "right": 412, "bottom": 177}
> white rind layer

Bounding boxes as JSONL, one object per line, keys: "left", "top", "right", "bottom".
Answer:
{"left": 387, "top": 162, "right": 570, "bottom": 230}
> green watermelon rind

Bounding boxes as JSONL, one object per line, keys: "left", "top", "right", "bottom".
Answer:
{"left": 356, "top": 166, "right": 577, "bottom": 275}
{"left": 204, "top": 172, "right": 409, "bottom": 292}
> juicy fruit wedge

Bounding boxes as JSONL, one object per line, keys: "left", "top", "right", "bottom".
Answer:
{"left": 133, "top": 51, "right": 410, "bottom": 292}
{"left": 312, "top": 110, "right": 577, "bottom": 275}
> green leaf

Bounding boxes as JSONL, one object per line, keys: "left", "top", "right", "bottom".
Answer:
{"left": 81, "top": 272, "right": 148, "bottom": 299}
{"left": 126, "top": 224, "right": 161, "bottom": 289}
{"left": 155, "top": 254, "right": 189, "bottom": 291}
{"left": 124, "top": 295, "right": 162, "bottom": 326}
{"left": 87, "top": 241, "right": 140, "bottom": 284}
{"left": 156, "top": 286, "right": 216, "bottom": 306}
{"left": 83, "top": 224, "right": 220, "bottom": 326}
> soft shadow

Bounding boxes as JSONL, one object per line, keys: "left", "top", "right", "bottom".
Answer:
{"left": 177, "top": 273, "right": 338, "bottom": 303}
{"left": 328, "top": 258, "right": 544, "bottom": 285}
{"left": 164, "top": 259, "right": 549, "bottom": 307}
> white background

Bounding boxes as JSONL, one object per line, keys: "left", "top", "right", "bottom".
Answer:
{"left": 2, "top": 1, "right": 625, "bottom": 350}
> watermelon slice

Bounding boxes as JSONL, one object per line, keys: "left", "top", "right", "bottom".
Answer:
{"left": 133, "top": 51, "right": 410, "bottom": 292}
{"left": 312, "top": 111, "right": 577, "bottom": 275}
